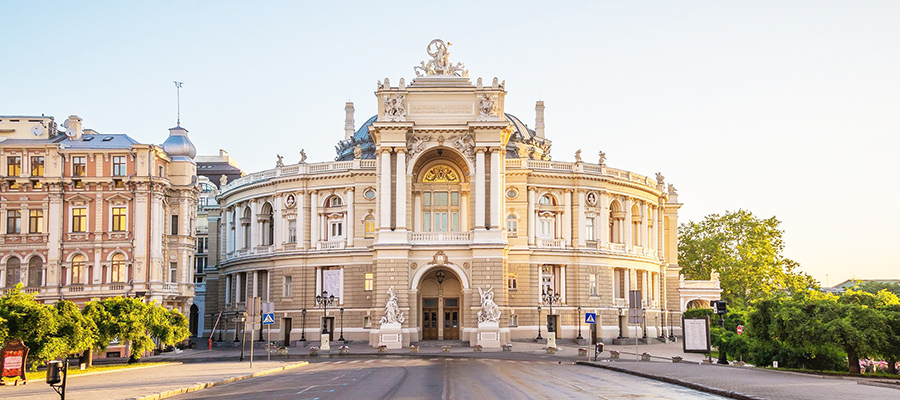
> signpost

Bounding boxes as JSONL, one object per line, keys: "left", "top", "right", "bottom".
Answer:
{"left": 262, "top": 302, "right": 275, "bottom": 362}
{"left": 629, "top": 290, "right": 642, "bottom": 361}
{"left": 1, "top": 339, "right": 28, "bottom": 386}
{"left": 584, "top": 313, "right": 597, "bottom": 324}
{"left": 737, "top": 325, "right": 743, "bottom": 335}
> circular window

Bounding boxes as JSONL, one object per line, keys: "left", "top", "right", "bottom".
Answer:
{"left": 506, "top": 187, "right": 518, "bottom": 199}
{"left": 363, "top": 188, "right": 377, "bottom": 200}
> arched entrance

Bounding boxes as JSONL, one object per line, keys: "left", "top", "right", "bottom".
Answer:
{"left": 418, "top": 268, "right": 463, "bottom": 340}
{"left": 189, "top": 304, "right": 200, "bottom": 337}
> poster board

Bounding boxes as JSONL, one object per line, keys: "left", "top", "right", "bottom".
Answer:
{"left": 0, "top": 339, "right": 29, "bottom": 384}
{"left": 682, "top": 317, "right": 710, "bottom": 353}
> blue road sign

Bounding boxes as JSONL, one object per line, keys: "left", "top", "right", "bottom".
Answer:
{"left": 585, "top": 313, "right": 597, "bottom": 324}
{"left": 262, "top": 313, "right": 275, "bottom": 325}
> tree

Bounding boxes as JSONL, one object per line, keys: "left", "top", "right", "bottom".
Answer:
{"left": 0, "top": 285, "right": 61, "bottom": 368}
{"left": 855, "top": 281, "right": 900, "bottom": 297}
{"left": 678, "top": 209, "right": 818, "bottom": 305}
{"left": 86, "top": 297, "right": 191, "bottom": 363}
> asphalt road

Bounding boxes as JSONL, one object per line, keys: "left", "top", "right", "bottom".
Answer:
{"left": 176, "top": 356, "right": 726, "bottom": 400}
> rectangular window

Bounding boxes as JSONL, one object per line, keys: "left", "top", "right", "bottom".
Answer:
{"left": 158, "top": 165, "right": 165, "bottom": 177}
{"left": 364, "top": 218, "right": 375, "bottom": 239}
{"left": 171, "top": 215, "right": 179, "bottom": 235}
{"left": 112, "top": 207, "right": 127, "bottom": 232}
{"left": 508, "top": 274, "right": 517, "bottom": 290}
{"left": 452, "top": 212, "right": 458, "bottom": 232}
{"left": 434, "top": 192, "right": 448, "bottom": 206}
{"left": 329, "top": 221, "right": 343, "bottom": 239}
{"left": 540, "top": 220, "right": 552, "bottom": 238}
{"left": 450, "top": 192, "right": 459, "bottom": 206}
{"left": 72, "top": 156, "right": 86, "bottom": 177}
{"left": 28, "top": 210, "right": 42, "bottom": 234}
{"left": 196, "top": 237, "right": 208, "bottom": 252}
{"left": 364, "top": 272, "right": 374, "bottom": 291}
{"left": 112, "top": 156, "right": 126, "bottom": 176}
{"left": 423, "top": 192, "right": 431, "bottom": 206}
{"left": 283, "top": 276, "right": 292, "bottom": 297}
{"left": 589, "top": 273, "right": 598, "bottom": 296}
{"left": 288, "top": 220, "right": 297, "bottom": 243}
{"left": 194, "top": 256, "right": 207, "bottom": 274}
{"left": 7, "top": 156, "right": 21, "bottom": 177}
{"left": 585, "top": 218, "right": 595, "bottom": 241}
{"left": 424, "top": 212, "right": 431, "bottom": 231}
{"left": 30, "top": 156, "right": 44, "bottom": 177}
{"left": 71, "top": 208, "right": 87, "bottom": 232}
{"left": 506, "top": 216, "right": 517, "bottom": 236}
{"left": 169, "top": 262, "right": 178, "bottom": 283}
{"left": 6, "top": 210, "right": 21, "bottom": 234}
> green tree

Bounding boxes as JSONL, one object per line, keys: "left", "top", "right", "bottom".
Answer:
{"left": 678, "top": 209, "right": 817, "bottom": 305}
{"left": 0, "top": 285, "right": 61, "bottom": 368}
{"left": 855, "top": 281, "right": 900, "bottom": 297}
{"left": 87, "top": 297, "right": 191, "bottom": 363}
{"left": 53, "top": 300, "right": 98, "bottom": 366}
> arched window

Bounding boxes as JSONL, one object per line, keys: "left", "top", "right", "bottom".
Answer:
{"left": 27, "top": 257, "right": 42, "bottom": 287}
{"left": 111, "top": 253, "right": 127, "bottom": 283}
{"left": 420, "top": 165, "right": 462, "bottom": 232}
{"left": 327, "top": 196, "right": 343, "bottom": 208}
{"left": 631, "top": 203, "right": 642, "bottom": 245}
{"left": 506, "top": 215, "right": 518, "bottom": 237}
{"left": 260, "top": 203, "right": 274, "bottom": 246}
{"left": 609, "top": 200, "right": 623, "bottom": 244}
{"left": 241, "top": 207, "right": 252, "bottom": 249}
{"left": 71, "top": 255, "right": 85, "bottom": 285}
{"left": 539, "top": 194, "right": 555, "bottom": 206}
{"left": 363, "top": 215, "right": 375, "bottom": 239}
{"left": 5, "top": 257, "right": 21, "bottom": 288}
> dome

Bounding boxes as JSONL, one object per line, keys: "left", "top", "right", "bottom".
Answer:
{"left": 504, "top": 113, "right": 552, "bottom": 160}
{"left": 162, "top": 126, "right": 197, "bottom": 161}
{"left": 335, "top": 115, "right": 377, "bottom": 161}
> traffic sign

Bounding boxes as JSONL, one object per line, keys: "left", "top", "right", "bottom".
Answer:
{"left": 736, "top": 325, "right": 743, "bottom": 335}
{"left": 262, "top": 313, "right": 275, "bottom": 325}
{"left": 584, "top": 313, "right": 597, "bottom": 324}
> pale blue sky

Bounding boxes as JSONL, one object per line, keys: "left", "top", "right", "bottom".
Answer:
{"left": 3, "top": 1, "right": 898, "bottom": 286}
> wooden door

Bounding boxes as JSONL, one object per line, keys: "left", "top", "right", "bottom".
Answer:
{"left": 423, "top": 307, "right": 439, "bottom": 340}
{"left": 444, "top": 298, "right": 459, "bottom": 340}
{"left": 282, "top": 318, "right": 292, "bottom": 346}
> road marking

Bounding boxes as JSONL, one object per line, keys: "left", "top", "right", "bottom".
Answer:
{"left": 349, "top": 360, "right": 362, "bottom": 363}
{"left": 365, "top": 359, "right": 376, "bottom": 363}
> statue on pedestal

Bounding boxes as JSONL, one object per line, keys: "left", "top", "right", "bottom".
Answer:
{"left": 381, "top": 286, "right": 405, "bottom": 325}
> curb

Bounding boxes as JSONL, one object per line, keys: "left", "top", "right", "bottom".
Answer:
{"left": 129, "top": 361, "right": 310, "bottom": 400}
{"left": 576, "top": 361, "right": 765, "bottom": 400}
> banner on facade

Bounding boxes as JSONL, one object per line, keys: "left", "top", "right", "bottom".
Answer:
{"left": 323, "top": 269, "right": 341, "bottom": 298}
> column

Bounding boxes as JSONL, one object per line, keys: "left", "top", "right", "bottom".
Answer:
{"left": 249, "top": 200, "right": 259, "bottom": 249}
{"left": 414, "top": 193, "right": 422, "bottom": 231}
{"left": 380, "top": 149, "right": 392, "bottom": 229}
{"left": 395, "top": 149, "right": 407, "bottom": 230}
{"left": 235, "top": 272, "right": 242, "bottom": 303}
{"left": 474, "top": 149, "right": 486, "bottom": 229}
{"left": 298, "top": 191, "right": 306, "bottom": 248}
{"left": 310, "top": 191, "right": 318, "bottom": 246}
{"left": 460, "top": 193, "right": 468, "bottom": 231}
{"left": 346, "top": 187, "right": 354, "bottom": 246}
{"left": 563, "top": 190, "right": 572, "bottom": 246}
{"left": 252, "top": 270, "right": 259, "bottom": 298}
{"left": 225, "top": 274, "right": 231, "bottom": 304}
{"left": 527, "top": 187, "right": 536, "bottom": 245}
{"left": 651, "top": 205, "right": 659, "bottom": 251}
{"left": 273, "top": 201, "right": 283, "bottom": 246}
{"left": 577, "top": 190, "right": 586, "bottom": 247}
{"left": 640, "top": 201, "right": 648, "bottom": 248}
{"left": 490, "top": 149, "right": 501, "bottom": 229}
{"left": 624, "top": 197, "right": 633, "bottom": 249}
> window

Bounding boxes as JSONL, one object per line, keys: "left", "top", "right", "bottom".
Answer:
{"left": 112, "top": 207, "right": 127, "bottom": 232}
{"left": 508, "top": 314, "right": 518, "bottom": 327}
{"left": 28, "top": 257, "right": 42, "bottom": 287}
{"left": 111, "top": 253, "right": 127, "bottom": 283}
{"left": 72, "top": 156, "right": 86, "bottom": 176}
{"left": 541, "top": 265, "right": 564, "bottom": 301}
{"left": 364, "top": 272, "right": 374, "bottom": 291}
{"left": 5, "top": 258, "right": 21, "bottom": 287}
{"left": 320, "top": 267, "right": 342, "bottom": 300}
{"left": 539, "top": 194, "right": 554, "bottom": 206}
{"left": 506, "top": 215, "right": 518, "bottom": 237}
{"left": 363, "top": 188, "right": 376, "bottom": 200}
{"left": 196, "top": 237, "right": 208, "bottom": 253}
{"left": 112, "top": 156, "right": 126, "bottom": 176}
{"left": 72, "top": 208, "right": 87, "bottom": 232}
{"left": 329, "top": 221, "right": 343, "bottom": 239}
{"left": 419, "top": 165, "right": 462, "bottom": 233}
{"left": 169, "top": 262, "right": 178, "bottom": 283}
{"left": 364, "top": 216, "right": 375, "bottom": 238}
{"left": 283, "top": 276, "right": 292, "bottom": 297}
{"left": 589, "top": 273, "right": 598, "bottom": 296}
{"left": 508, "top": 274, "right": 517, "bottom": 290}
{"left": 28, "top": 210, "right": 42, "bottom": 234}
{"left": 585, "top": 218, "right": 595, "bottom": 241}
{"left": 328, "top": 196, "right": 343, "bottom": 207}
{"left": 171, "top": 215, "right": 179, "bottom": 235}
{"left": 30, "top": 156, "right": 44, "bottom": 177}
{"left": 7, "top": 156, "right": 21, "bottom": 177}
{"left": 6, "top": 210, "right": 21, "bottom": 234}
{"left": 288, "top": 220, "right": 297, "bottom": 243}
{"left": 158, "top": 165, "right": 165, "bottom": 177}
{"left": 539, "top": 217, "right": 554, "bottom": 238}
{"left": 71, "top": 255, "right": 85, "bottom": 285}
{"left": 194, "top": 256, "right": 207, "bottom": 274}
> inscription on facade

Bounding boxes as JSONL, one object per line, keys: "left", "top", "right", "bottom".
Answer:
{"left": 409, "top": 104, "right": 472, "bottom": 114}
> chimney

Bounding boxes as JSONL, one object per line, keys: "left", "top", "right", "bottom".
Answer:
{"left": 219, "top": 149, "right": 228, "bottom": 157}
{"left": 344, "top": 102, "right": 355, "bottom": 139}
{"left": 535, "top": 101, "right": 545, "bottom": 139}
{"left": 64, "top": 115, "right": 83, "bottom": 140}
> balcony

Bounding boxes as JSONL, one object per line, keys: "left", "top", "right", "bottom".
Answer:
{"left": 409, "top": 231, "right": 472, "bottom": 244}
{"left": 609, "top": 243, "right": 627, "bottom": 253}
{"left": 316, "top": 240, "right": 346, "bottom": 250}
{"left": 536, "top": 238, "right": 566, "bottom": 249}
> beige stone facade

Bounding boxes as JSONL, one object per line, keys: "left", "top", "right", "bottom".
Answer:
{"left": 0, "top": 115, "right": 198, "bottom": 314}
{"left": 210, "top": 42, "right": 688, "bottom": 346}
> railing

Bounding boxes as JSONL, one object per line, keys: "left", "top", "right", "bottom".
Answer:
{"left": 108, "top": 284, "right": 125, "bottom": 291}
{"left": 409, "top": 231, "right": 472, "bottom": 244}
{"left": 681, "top": 280, "right": 720, "bottom": 289}
{"left": 163, "top": 282, "right": 179, "bottom": 292}
{"left": 316, "top": 240, "right": 346, "bottom": 250}
{"left": 613, "top": 298, "right": 627, "bottom": 307}
{"left": 537, "top": 238, "right": 566, "bottom": 248}
{"left": 504, "top": 159, "right": 658, "bottom": 190}
{"left": 221, "top": 159, "right": 375, "bottom": 194}
{"left": 23, "top": 287, "right": 40, "bottom": 294}
{"left": 609, "top": 243, "right": 627, "bottom": 253}
{"left": 67, "top": 285, "right": 85, "bottom": 292}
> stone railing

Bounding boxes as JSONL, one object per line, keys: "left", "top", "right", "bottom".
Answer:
{"left": 536, "top": 238, "right": 566, "bottom": 249}
{"left": 162, "top": 282, "right": 179, "bottom": 292}
{"left": 409, "top": 231, "right": 472, "bottom": 244}
{"left": 681, "top": 280, "right": 721, "bottom": 289}
{"left": 609, "top": 243, "right": 627, "bottom": 253}
{"left": 221, "top": 159, "right": 375, "bottom": 194}
{"left": 505, "top": 159, "right": 657, "bottom": 189}
{"left": 316, "top": 240, "right": 346, "bottom": 250}
{"left": 613, "top": 298, "right": 627, "bottom": 307}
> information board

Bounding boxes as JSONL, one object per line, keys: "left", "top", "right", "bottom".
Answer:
{"left": 682, "top": 317, "right": 710, "bottom": 353}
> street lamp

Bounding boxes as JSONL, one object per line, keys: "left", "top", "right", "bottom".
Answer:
{"left": 535, "top": 306, "right": 543, "bottom": 341}
{"left": 316, "top": 291, "right": 337, "bottom": 335}
{"left": 576, "top": 306, "right": 583, "bottom": 340}
{"left": 542, "top": 290, "right": 561, "bottom": 333}
{"left": 300, "top": 308, "right": 307, "bottom": 342}
{"left": 339, "top": 307, "right": 346, "bottom": 343}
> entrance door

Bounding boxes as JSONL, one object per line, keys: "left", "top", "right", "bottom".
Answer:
{"left": 282, "top": 318, "right": 292, "bottom": 347}
{"left": 444, "top": 298, "right": 459, "bottom": 340}
{"left": 547, "top": 315, "right": 561, "bottom": 339}
{"left": 423, "top": 298, "right": 439, "bottom": 340}
{"left": 323, "top": 317, "right": 335, "bottom": 341}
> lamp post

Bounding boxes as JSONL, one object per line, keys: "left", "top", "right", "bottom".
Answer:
{"left": 542, "top": 290, "right": 561, "bottom": 348}
{"left": 339, "top": 307, "right": 346, "bottom": 343}
{"left": 316, "top": 291, "right": 337, "bottom": 334}
{"left": 535, "top": 306, "right": 543, "bottom": 341}
{"left": 576, "top": 306, "right": 583, "bottom": 340}
{"left": 300, "top": 308, "right": 307, "bottom": 342}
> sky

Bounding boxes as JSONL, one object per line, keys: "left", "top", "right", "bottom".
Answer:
{"left": 2, "top": 1, "right": 898, "bottom": 286}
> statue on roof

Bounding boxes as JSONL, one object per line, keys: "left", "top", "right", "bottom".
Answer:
{"left": 668, "top": 183, "right": 678, "bottom": 196}
{"left": 598, "top": 150, "right": 607, "bottom": 165}
{"left": 353, "top": 145, "right": 362, "bottom": 159}
{"left": 299, "top": 149, "right": 307, "bottom": 164}
{"left": 414, "top": 39, "right": 468, "bottom": 77}
{"left": 575, "top": 149, "right": 582, "bottom": 163}
{"left": 276, "top": 154, "right": 284, "bottom": 168}
{"left": 655, "top": 172, "right": 664, "bottom": 185}
{"left": 219, "top": 174, "right": 228, "bottom": 187}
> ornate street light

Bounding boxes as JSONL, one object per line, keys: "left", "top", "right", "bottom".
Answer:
{"left": 577, "top": 306, "right": 583, "bottom": 340}
{"left": 339, "top": 307, "right": 346, "bottom": 343}
{"left": 436, "top": 270, "right": 445, "bottom": 284}
{"left": 535, "top": 306, "right": 543, "bottom": 341}
{"left": 316, "top": 291, "right": 337, "bottom": 335}
{"left": 300, "top": 308, "right": 307, "bottom": 342}
{"left": 542, "top": 289, "right": 561, "bottom": 333}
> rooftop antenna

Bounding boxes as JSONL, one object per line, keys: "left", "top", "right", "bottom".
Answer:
{"left": 173, "top": 81, "right": 184, "bottom": 126}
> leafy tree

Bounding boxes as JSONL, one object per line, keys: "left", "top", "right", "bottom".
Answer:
{"left": 0, "top": 285, "right": 61, "bottom": 368}
{"left": 678, "top": 209, "right": 818, "bottom": 305}
{"left": 855, "top": 281, "right": 900, "bottom": 297}
{"left": 87, "top": 297, "right": 190, "bottom": 362}
{"left": 53, "top": 300, "right": 98, "bottom": 365}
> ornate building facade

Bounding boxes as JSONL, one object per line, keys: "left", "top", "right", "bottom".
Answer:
{"left": 211, "top": 41, "right": 693, "bottom": 346}
{"left": 0, "top": 114, "right": 199, "bottom": 314}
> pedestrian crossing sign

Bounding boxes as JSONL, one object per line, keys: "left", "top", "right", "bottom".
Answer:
{"left": 585, "top": 313, "right": 597, "bottom": 324}
{"left": 262, "top": 312, "right": 275, "bottom": 325}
